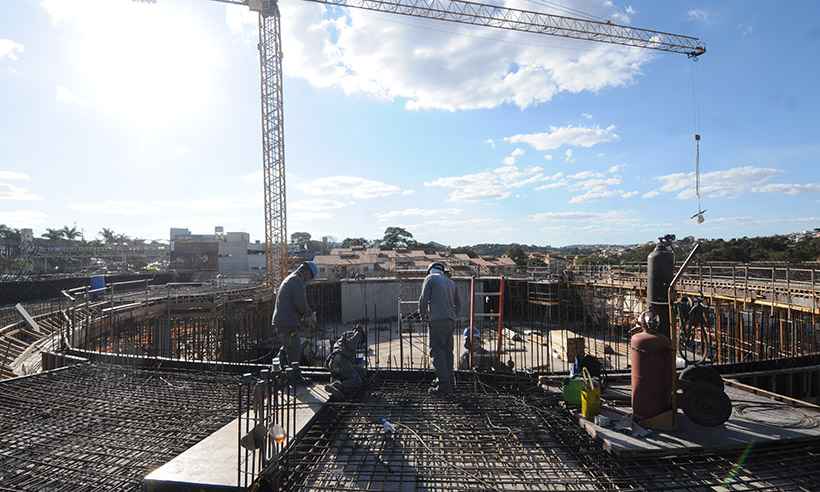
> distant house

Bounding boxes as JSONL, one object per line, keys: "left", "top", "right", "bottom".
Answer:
{"left": 313, "top": 250, "right": 391, "bottom": 280}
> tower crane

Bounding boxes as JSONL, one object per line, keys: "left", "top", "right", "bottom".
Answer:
{"left": 145, "top": 0, "right": 706, "bottom": 287}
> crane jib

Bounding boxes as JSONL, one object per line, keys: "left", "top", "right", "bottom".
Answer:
{"left": 300, "top": 0, "right": 706, "bottom": 57}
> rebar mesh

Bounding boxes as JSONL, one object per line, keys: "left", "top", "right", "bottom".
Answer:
{"left": 0, "top": 363, "right": 240, "bottom": 491}
{"left": 277, "top": 372, "right": 820, "bottom": 491}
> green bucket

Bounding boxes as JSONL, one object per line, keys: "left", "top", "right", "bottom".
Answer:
{"left": 561, "top": 377, "right": 584, "bottom": 407}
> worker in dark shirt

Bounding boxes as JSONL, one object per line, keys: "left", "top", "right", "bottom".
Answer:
{"left": 418, "top": 262, "right": 461, "bottom": 395}
{"left": 270, "top": 261, "right": 318, "bottom": 377}
{"left": 324, "top": 325, "right": 366, "bottom": 399}
{"left": 458, "top": 326, "right": 508, "bottom": 373}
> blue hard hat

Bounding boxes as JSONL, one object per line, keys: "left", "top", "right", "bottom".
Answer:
{"left": 463, "top": 327, "right": 479, "bottom": 339}
{"left": 304, "top": 261, "right": 319, "bottom": 279}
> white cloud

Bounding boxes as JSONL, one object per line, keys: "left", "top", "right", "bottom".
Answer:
{"left": 608, "top": 164, "right": 624, "bottom": 174}
{"left": 484, "top": 138, "right": 495, "bottom": 149}
{"left": 301, "top": 176, "right": 402, "bottom": 199}
{"left": 738, "top": 24, "right": 754, "bottom": 37}
{"left": 0, "top": 209, "right": 47, "bottom": 227}
{"left": 225, "top": 3, "right": 257, "bottom": 36}
{"left": 401, "top": 189, "right": 416, "bottom": 196}
{"left": 503, "top": 148, "right": 525, "bottom": 165}
{"left": 642, "top": 190, "right": 660, "bottom": 199}
{"left": 226, "top": 2, "right": 653, "bottom": 111}
{"left": 375, "top": 208, "right": 462, "bottom": 221}
{"left": 69, "top": 200, "right": 161, "bottom": 216}
{"left": 564, "top": 149, "right": 576, "bottom": 163}
{"left": 426, "top": 163, "right": 543, "bottom": 201}
{"left": 688, "top": 9, "right": 710, "bottom": 22}
{"left": 174, "top": 145, "right": 192, "bottom": 158}
{"left": 567, "top": 171, "right": 604, "bottom": 180}
{"left": 69, "top": 196, "right": 259, "bottom": 216}
{"left": 568, "top": 177, "right": 630, "bottom": 203}
{"left": 752, "top": 183, "right": 820, "bottom": 195}
{"left": 0, "top": 171, "right": 30, "bottom": 181}
{"left": 0, "top": 183, "right": 40, "bottom": 201}
{"left": 290, "top": 199, "right": 350, "bottom": 212}
{"left": 290, "top": 211, "right": 334, "bottom": 222}
{"left": 0, "top": 39, "right": 23, "bottom": 61}
{"left": 529, "top": 210, "right": 629, "bottom": 222}
{"left": 505, "top": 125, "right": 619, "bottom": 151}
{"left": 544, "top": 154, "right": 553, "bottom": 161}
{"left": 56, "top": 85, "right": 85, "bottom": 105}
{"left": 533, "top": 170, "right": 635, "bottom": 204}
{"left": 581, "top": 112, "right": 593, "bottom": 119}
{"left": 393, "top": 216, "right": 503, "bottom": 233}
{"left": 656, "top": 166, "right": 780, "bottom": 199}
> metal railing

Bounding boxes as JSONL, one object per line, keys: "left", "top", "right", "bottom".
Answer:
{"left": 237, "top": 369, "right": 299, "bottom": 489}
{"left": 573, "top": 263, "right": 820, "bottom": 314}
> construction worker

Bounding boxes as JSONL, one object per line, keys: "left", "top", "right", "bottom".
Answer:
{"left": 271, "top": 261, "right": 318, "bottom": 379}
{"left": 324, "top": 325, "right": 366, "bottom": 399}
{"left": 687, "top": 297, "right": 711, "bottom": 360}
{"left": 459, "top": 326, "right": 486, "bottom": 370}
{"left": 418, "top": 262, "right": 461, "bottom": 395}
{"left": 458, "top": 326, "right": 508, "bottom": 373}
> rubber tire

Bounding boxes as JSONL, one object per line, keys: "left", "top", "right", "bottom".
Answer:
{"left": 681, "top": 381, "right": 732, "bottom": 427}
{"left": 680, "top": 365, "right": 724, "bottom": 391}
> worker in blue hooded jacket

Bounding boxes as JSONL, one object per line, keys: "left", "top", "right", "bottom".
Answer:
{"left": 418, "top": 262, "right": 461, "bottom": 395}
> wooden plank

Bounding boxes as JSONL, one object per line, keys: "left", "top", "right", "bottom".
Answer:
{"left": 573, "top": 382, "right": 820, "bottom": 458}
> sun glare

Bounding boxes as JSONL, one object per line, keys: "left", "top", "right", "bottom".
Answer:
{"left": 44, "top": 0, "right": 226, "bottom": 128}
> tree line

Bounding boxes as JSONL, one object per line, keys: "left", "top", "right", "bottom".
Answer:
{"left": 0, "top": 224, "right": 160, "bottom": 246}
{"left": 578, "top": 234, "right": 820, "bottom": 265}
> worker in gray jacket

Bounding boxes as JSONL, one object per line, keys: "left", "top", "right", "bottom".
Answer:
{"left": 418, "top": 262, "right": 461, "bottom": 395}
{"left": 271, "top": 261, "right": 318, "bottom": 376}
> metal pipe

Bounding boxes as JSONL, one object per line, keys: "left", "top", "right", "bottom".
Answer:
{"left": 667, "top": 242, "right": 701, "bottom": 418}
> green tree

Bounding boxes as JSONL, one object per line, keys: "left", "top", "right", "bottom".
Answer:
{"left": 290, "top": 232, "right": 312, "bottom": 251}
{"left": 61, "top": 225, "right": 81, "bottom": 241}
{"left": 0, "top": 224, "right": 21, "bottom": 242}
{"left": 100, "top": 228, "right": 117, "bottom": 244}
{"left": 41, "top": 228, "right": 65, "bottom": 241}
{"left": 382, "top": 227, "right": 416, "bottom": 250}
{"left": 341, "top": 237, "right": 369, "bottom": 248}
{"left": 451, "top": 247, "right": 479, "bottom": 258}
{"left": 505, "top": 245, "right": 528, "bottom": 266}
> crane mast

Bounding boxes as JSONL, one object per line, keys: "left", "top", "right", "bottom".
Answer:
{"left": 151, "top": 0, "right": 706, "bottom": 287}
{"left": 256, "top": 1, "right": 288, "bottom": 287}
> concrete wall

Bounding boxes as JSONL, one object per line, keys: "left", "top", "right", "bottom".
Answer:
{"left": 218, "top": 233, "right": 250, "bottom": 274}
{"left": 340, "top": 277, "right": 479, "bottom": 323}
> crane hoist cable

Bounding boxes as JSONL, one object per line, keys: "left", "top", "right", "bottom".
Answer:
{"left": 689, "top": 57, "right": 706, "bottom": 224}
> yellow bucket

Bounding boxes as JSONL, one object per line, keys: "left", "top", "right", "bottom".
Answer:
{"left": 580, "top": 367, "right": 601, "bottom": 418}
{"left": 581, "top": 387, "right": 601, "bottom": 418}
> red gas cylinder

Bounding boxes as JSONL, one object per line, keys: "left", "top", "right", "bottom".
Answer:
{"left": 631, "top": 329, "right": 673, "bottom": 422}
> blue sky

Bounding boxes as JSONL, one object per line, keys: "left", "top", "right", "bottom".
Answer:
{"left": 1, "top": 0, "right": 819, "bottom": 247}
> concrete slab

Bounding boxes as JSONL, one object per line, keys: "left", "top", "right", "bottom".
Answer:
{"left": 571, "top": 382, "right": 820, "bottom": 457}
{"left": 142, "top": 384, "right": 330, "bottom": 491}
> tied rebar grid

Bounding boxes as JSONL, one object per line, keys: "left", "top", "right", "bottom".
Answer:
{"left": 278, "top": 373, "right": 635, "bottom": 491}
{"left": 277, "top": 373, "right": 820, "bottom": 491}
{"left": 0, "top": 363, "right": 241, "bottom": 491}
